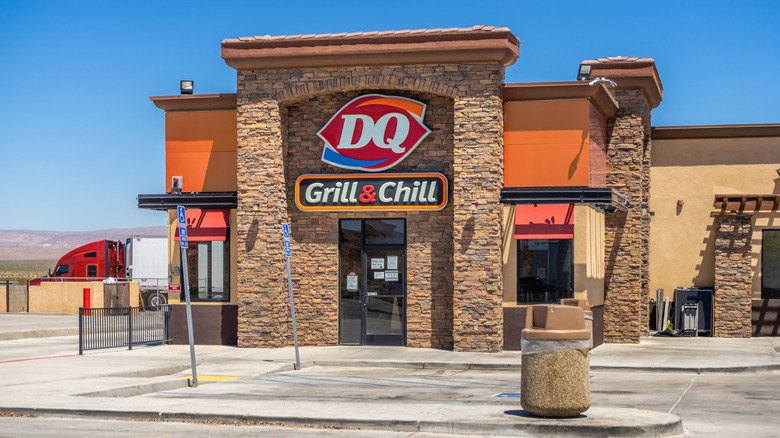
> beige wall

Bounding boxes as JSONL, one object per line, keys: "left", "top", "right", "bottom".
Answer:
{"left": 28, "top": 281, "right": 140, "bottom": 314}
{"left": 502, "top": 204, "right": 604, "bottom": 306}
{"left": 574, "top": 205, "right": 605, "bottom": 306}
{"left": 167, "top": 209, "right": 238, "bottom": 306}
{"left": 502, "top": 205, "right": 517, "bottom": 304}
{"left": 650, "top": 136, "right": 780, "bottom": 300}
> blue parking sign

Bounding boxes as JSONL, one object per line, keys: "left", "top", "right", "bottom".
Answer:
{"left": 282, "top": 223, "right": 291, "bottom": 257}
{"left": 177, "top": 206, "right": 188, "bottom": 248}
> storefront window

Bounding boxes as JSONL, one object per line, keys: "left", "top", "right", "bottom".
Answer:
{"left": 762, "top": 230, "right": 780, "bottom": 299}
{"left": 517, "top": 239, "right": 573, "bottom": 304}
{"left": 183, "top": 239, "right": 229, "bottom": 302}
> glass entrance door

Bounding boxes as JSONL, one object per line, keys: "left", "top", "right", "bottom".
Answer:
{"left": 339, "top": 219, "right": 406, "bottom": 346}
{"left": 364, "top": 248, "right": 405, "bottom": 346}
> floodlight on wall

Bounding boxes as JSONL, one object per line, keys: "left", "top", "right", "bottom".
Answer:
{"left": 577, "top": 64, "right": 592, "bottom": 81}
{"left": 589, "top": 77, "right": 618, "bottom": 88}
{"left": 180, "top": 80, "right": 194, "bottom": 95}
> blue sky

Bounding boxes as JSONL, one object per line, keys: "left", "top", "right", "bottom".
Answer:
{"left": 1, "top": 0, "right": 779, "bottom": 231}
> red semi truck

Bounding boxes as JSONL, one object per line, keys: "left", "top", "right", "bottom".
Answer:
{"left": 30, "top": 237, "right": 169, "bottom": 306}
{"left": 30, "top": 240, "right": 125, "bottom": 284}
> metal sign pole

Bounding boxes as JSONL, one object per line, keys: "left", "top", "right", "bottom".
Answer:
{"left": 178, "top": 206, "right": 198, "bottom": 387}
{"left": 283, "top": 223, "right": 301, "bottom": 370}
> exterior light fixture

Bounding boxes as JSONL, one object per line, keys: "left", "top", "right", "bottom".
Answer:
{"left": 577, "top": 64, "right": 592, "bottom": 81}
{"left": 180, "top": 80, "right": 194, "bottom": 95}
{"left": 776, "top": 168, "right": 780, "bottom": 177}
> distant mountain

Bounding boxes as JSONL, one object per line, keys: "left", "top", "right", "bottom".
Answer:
{"left": 0, "top": 226, "right": 167, "bottom": 260}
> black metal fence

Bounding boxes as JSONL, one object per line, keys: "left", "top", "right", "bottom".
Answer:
{"left": 78, "top": 305, "right": 171, "bottom": 354}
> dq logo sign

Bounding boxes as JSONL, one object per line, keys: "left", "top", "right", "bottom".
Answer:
{"left": 318, "top": 94, "right": 431, "bottom": 172}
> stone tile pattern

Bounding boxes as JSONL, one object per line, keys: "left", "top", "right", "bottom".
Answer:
{"left": 603, "top": 89, "right": 652, "bottom": 343}
{"left": 234, "top": 64, "right": 505, "bottom": 351}
{"left": 713, "top": 214, "right": 753, "bottom": 337}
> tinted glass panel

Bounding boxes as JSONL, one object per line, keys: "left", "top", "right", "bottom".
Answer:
{"left": 364, "top": 219, "right": 405, "bottom": 245}
{"left": 365, "top": 249, "right": 404, "bottom": 296}
{"left": 55, "top": 265, "right": 69, "bottom": 276}
{"left": 339, "top": 220, "right": 362, "bottom": 344}
{"left": 87, "top": 265, "right": 97, "bottom": 277}
{"left": 517, "top": 239, "right": 573, "bottom": 304}
{"left": 184, "top": 238, "right": 230, "bottom": 302}
{"left": 763, "top": 230, "right": 780, "bottom": 299}
{"left": 365, "top": 296, "right": 403, "bottom": 336}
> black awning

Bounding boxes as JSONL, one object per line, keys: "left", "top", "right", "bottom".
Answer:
{"left": 500, "top": 186, "right": 628, "bottom": 213}
{"left": 137, "top": 192, "right": 238, "bottom": 211}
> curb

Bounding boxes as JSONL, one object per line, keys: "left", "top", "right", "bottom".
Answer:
{"left": 313, "top": 359, "right": 780, "bottom": 374}
{"left": 0, "top": 328, "right": 79, "bottom": 341}
{"left": 590, "top": 363, "right": 780, "bottom": 374}
{"left": 0, "top": 406, "right": 685, "bottom": 437}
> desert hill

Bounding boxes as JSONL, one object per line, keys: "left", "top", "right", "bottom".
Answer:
{"left": 0, "top": 226, "right": 167, "bottom": 260}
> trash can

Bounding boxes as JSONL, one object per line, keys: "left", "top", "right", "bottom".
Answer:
{"left": 561, "top": 298, "right": 593, "bottom": 349}
{"left": 521, "top": 304, "right": 590, "bottom": 417}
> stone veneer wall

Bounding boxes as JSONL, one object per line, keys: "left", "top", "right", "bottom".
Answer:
{"left": 603, "top": 89, "right": 652, "bottom": 343}
{"left": 713, "top": 214, "right": 753, "bottom": 337}
{"left": 235, "top": 64, "right": 505, "bottom": 351}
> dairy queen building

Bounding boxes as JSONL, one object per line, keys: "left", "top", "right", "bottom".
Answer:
{"left": 138, "top": 26, "right": 780, "bottom": 351}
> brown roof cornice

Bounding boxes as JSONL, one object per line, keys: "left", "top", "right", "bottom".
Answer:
{"left": 581, "top": 57, "right": 663, "bottom": 109}
{"left": 150, "top": 94, "right": 237, "bottom": 112}
{"left": 502, "top": 82, "right": 619, "bottom": 119}
{"left": 221, "top": 26, "right": 520, "bottom": 70}
{"left": 652, "top": 124, "right": 780, "bottom": 139}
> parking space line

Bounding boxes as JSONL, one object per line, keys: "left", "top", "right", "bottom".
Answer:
{"left": 0, "top": 354, "right": 77, "bottom": 364}
{"left": 344, "top": 375, "right": 469, "bottom": 388}
{"left": 275, "top": 373, "right": 392, "bottom": 387}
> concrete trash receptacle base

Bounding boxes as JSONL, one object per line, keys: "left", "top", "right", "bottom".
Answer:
{"left": 521, "top": 304, "right": 590, "bottom": 417}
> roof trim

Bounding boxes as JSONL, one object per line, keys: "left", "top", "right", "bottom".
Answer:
{"left": 581, "top": 57, "right": 663, "bottom": 109}
{"left": 221, "top": 26, "right": 519, "bottom": 70}
{"left": 502, "top": 82, "right": 619, "bottom": 120}
{"left": 150, "top": 94, "right": 237, "bottom": 112}
{"left": 653, "top": 124, "right": 780, "bottom": 139}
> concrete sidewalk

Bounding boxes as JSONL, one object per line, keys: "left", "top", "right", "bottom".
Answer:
{"left": 2, "top": 313, "right": 779, "bottom": 436}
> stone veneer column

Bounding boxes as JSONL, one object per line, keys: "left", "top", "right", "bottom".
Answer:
{"left": 604, "top": 89, "right": 650, "bottom": 342}
{"left": 586, "top": 57, "right": 661, "bottom": 344}
{"left": 602, "top": 88, "right": 651, "bottom": 343}
{"left": 235, "top": 87, "right": 291, "bottom": 347}
{"left": 713, "top": 214, "right": 753, "bottom": 337}
{"left": 451, "top": 64, "right": 505, "bottom": 353}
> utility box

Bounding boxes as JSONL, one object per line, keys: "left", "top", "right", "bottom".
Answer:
{"left": 680, "top": 303, "right": 699, "bottom": 337}
{"left": 674, "top": 289, "right": 713, "bottom": 336}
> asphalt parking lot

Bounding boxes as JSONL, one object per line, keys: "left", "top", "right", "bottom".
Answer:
{"left": 150, "top": 366, "right": 780, "bottom": 437}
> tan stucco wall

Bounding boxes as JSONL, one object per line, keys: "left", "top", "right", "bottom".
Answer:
{"left": 502, "top": 205, "right": 517, "bottom": 304}
{"left": 650, "top": 136, "right": 780, "bottom": 300}
{"left": 28, "top": 281, "right": 140, "bottom": 314}
{"left": 167, "top": 209, "right": 238, "bottom": 306}
{"left": 502, "top": 204, "right": 604, "bottom": 306}
{"left": 574, "top": 205, "right": 605, "bottom": 306}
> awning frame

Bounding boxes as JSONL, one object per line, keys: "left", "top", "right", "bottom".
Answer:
{"left": 138, "top": 192, "right": 237, "bottom": 211}
{"left": 500, "top": 186, "right": 628, "bottom": 213}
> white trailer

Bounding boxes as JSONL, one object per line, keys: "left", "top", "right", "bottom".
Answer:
{"left": 125, "top": 235, "right": 169, "bottom": 306}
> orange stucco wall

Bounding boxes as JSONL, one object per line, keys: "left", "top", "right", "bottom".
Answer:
{"left": 165, "top": 110, "right": 237, "bottom": 193}
{"left": 504, "top": 100, "right": 595, "bottom": 188}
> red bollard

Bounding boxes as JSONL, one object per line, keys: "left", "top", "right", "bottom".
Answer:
{"left": 83, "top": 288, "right": 91, "bottom": 316}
